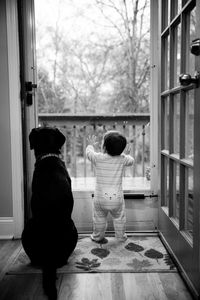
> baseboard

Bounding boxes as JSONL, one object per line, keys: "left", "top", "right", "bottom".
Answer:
{"left": 0, "top": 217, "right": 14, "bottom": 239}
{"left": 159, "top": 232, "right": 199, "bottom": 300}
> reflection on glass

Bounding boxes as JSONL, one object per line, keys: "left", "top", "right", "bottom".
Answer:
{"left": 185, "top": 91, "right": 194, "bottom": 160}
{"left": 174, "top": 163, "right": 180, "bottom": 223}
{"left": 177, "top": 0, "right": 182, "bottom": 12}
{"left": 168, "top": 0, "right": 170, "bottom": 24}
{"left": 167, "top": 35, "right": 170, "bottom": 90}
{"left": 188, "top": 8, "right": 196, "bottom": 75}
{"left": 163, "top": 35, "right": 170, "bottom": 90}
{"left": 166, "top": 157, "right": 169, "bottom": 207}
{"left": 173, "top": 94, "right": 180, "bottom": 154}
{"left": 163, "top": 97, "right": 169, "bottom": 150}
{"left": 186, "top": 168, "right": 193, "bottom": 240}
{"left": 175, "top": 24, "right": 181, "bottom": 86}
{"left": 162, "top": 155, "right": 169, "bottom": 208}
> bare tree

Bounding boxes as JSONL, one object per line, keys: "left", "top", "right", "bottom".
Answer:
{"left": 36, "top": 0, "right": 150, "bottom": 114}
{"left": 95, "top": 0, "right": 150, "bottom": 112}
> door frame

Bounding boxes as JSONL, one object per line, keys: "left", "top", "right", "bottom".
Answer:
{"left": 17, "top": 0, "right": 38, "bottom": 225}
{"left": 150, "top": 0, "right": 160, "bottom": 195}
{"left": 6, "top": 0, "right": 161, "bottom": 238}
{"left": 4, "top": 0, "right": 37, "bottom": 238}
{"left": 6, "top": 0, "right": 24, "bottom": 238}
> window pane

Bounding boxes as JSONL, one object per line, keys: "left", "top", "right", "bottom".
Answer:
{"left": 165, "top": 157, "right": 169, "bottom": 207}
{"left": 162, "top": 97, "right": 169, "bottom": 150}
{"left": 187, "top": 8, "right": 196, "bottom": 75}
{"left": 172, "top": 0, "right": 181, "bottom": 18}
{"left": 185, "top": 91, "right": 194, "bottom": 160}
{"left": 168, "top": 0, "right": 171, "bottom": 24}
{"left": 162, "top": 35, "right": 170, "bottom": 91}
{"left": 186, "top": 168, "right": 193, "bottom": 240}
{"left": 174, "top": 24, "right": 181, "bottom": 86}
{"left": 177, "top": 0, "right": 182, "bottom": 12}
{"left": 173, "top": 94, "right": 180, "bottom": 154}
{"left": 161, "top": 155, "right": 170, "bottom": 208}
{"left": 174, "top": 163, "right": 180, "bottom": 223}
{"left": 166, "top": 35, "right": 170, "bottom": 90}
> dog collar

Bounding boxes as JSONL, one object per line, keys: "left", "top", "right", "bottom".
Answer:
{"left": 37, "top": 153, "right": 61, "bottom": 161}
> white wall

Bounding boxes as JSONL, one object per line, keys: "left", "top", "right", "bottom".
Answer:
{"left": 0, "top": 0, "right": 13, "bottom": 219}
{"left": 0, "top": 0, "right": 24, "bottom": 239}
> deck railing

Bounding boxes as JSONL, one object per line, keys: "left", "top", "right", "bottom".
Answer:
{"left": 38, "top": 113, "right": 150, "bottom": 178}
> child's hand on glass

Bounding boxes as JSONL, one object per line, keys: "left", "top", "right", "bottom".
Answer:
{"left": 124, "top": 144, "right": 131, "bottom": 155}
{"left": 87, "top": 135, "right": 98, "bottom": 147}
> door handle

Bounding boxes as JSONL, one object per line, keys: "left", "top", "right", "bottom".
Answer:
{"left": 25, "top": 81, "right": 37, "bottom": 92}
{"left": 25, "top": 81, "right": 37, "bottom": 106}
{"left": 179, "top": 72, "right": 200, "bottom": 87}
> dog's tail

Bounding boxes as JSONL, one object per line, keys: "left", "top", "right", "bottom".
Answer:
{"left": 42, "top": 266, "right": 57, "bottom": 300}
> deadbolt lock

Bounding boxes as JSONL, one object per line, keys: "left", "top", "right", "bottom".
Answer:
{"left": 25, "top": 81, "right": 37, "bottom": 92}
{"left": 190, "top": 38, "right": 200, "bottom": 56}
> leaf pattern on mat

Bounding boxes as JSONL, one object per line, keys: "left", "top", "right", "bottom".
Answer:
{"left": 125, "top": 242, "right": 144, "bottom": 252}
{"left": 9, "top": 236, "right": 175, "bottom": 274}
{"left": 127, "top": 258, "right": 152, "bottom": 270}
{"left": 102, "top": 257, "right": 121, "bottom": 266}
{"left": 91, "top": 248, "right": 110, "bottom": 259}
{"left": 144, "top": 249, "right": 163, "bottom": 260}
{"left": 163, "top": 254, "right": 176, "bottom": 269}
{"left": 75, "top": 257, "right": 101, "bottom": 271}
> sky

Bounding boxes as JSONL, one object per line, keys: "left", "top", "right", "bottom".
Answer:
{"left": 35, "top": 0, "right": 150, "bottom": 41}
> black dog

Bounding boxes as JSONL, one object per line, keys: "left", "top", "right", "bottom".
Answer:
{"left": 21, "top": 126, "right": 78, "bottom": 300}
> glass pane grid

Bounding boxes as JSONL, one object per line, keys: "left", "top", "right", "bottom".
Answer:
{"left": 160, "top": 0, "right": 195, "bottom": 248}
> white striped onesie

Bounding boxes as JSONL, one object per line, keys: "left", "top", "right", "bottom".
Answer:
{"left": 86, "top": 145, "right": 134, "bottom": 241}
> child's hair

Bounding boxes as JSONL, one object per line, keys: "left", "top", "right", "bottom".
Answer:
{"left": 103, "top": 130, "right": 127, "bottom": 156}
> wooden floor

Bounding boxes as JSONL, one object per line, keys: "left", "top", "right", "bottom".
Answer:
{"left": 0, "top": 239, "right": 194, "bottom": 300}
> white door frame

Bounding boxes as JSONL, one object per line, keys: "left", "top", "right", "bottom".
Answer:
{"left": 150, "top": 0, "right": 160, "bottom": 195}
{"left": 6, "top": 0, "right": 24, "bottom": 238}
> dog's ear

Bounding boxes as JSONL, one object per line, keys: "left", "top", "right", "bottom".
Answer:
{"left": 55, "top": 128, "right": 66, "bottom": 149}
{"left": 29, "top": 128, "right": 38, "bottom": 150}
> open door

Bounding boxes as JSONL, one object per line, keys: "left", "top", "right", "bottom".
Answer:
{"left": 18, "top": 0, "right": 38, "bottom": 223}
{"left": 158, "top": 0, "right": 200, "bottom": 297}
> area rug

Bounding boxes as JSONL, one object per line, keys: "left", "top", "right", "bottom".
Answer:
{"left": 7, "top": 235, "right": 177, "bottom": 274}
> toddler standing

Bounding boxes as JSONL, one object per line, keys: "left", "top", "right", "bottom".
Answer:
{"left": 86, "top": 130, "right": 134, "bottom": 242}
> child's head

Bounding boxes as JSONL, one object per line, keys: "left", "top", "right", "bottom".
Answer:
{"left": 102, "top": 130, "right": 127, "bottom": 156}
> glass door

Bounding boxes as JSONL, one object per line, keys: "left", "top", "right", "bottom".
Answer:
{"left": 159, "top": 0, "right": 200, "bottom": 296}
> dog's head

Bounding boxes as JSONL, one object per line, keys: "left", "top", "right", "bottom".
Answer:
{"left": 29, "top": 126, "right": 66, "bottom": 157}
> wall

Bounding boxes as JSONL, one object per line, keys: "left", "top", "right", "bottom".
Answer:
{"left": 0, "top": 0, "right": 13, "bottom": 218}
{"left": 0, "top": 0, "right": 24, "bottom": 238}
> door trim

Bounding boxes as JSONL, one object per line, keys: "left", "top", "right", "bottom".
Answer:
{"left": 150, "top": 0, "right": 160, "bottom": 195}
{"left": 6, "top": 0, "right": 24, "bottom": 238}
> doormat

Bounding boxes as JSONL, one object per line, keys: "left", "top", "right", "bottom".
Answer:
{"left": 7, "top": 235, "right": 177, "bottom": 274}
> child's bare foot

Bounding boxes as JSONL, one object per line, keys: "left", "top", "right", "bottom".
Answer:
{"left": 90, "top": 236, "right": 108, "bottom": 244}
